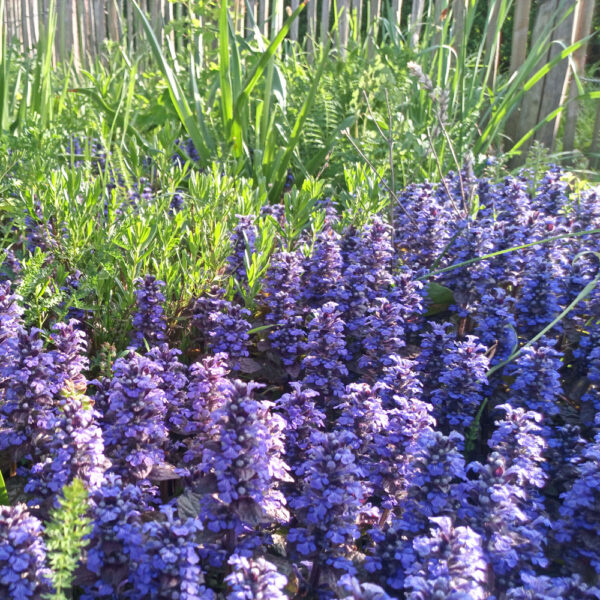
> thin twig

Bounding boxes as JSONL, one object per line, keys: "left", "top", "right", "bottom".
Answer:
{"left": 385, "top": 89, "right": 397, "bottom": 224}
{"left": 425, "top": 126, "right": 461, "bottom": 216}
{"left": 439, "top": 118, "right": 468, "bottom": 215}
{"left": 362, "top": 89, "right": 396, "bottom": 217}
{"left": 342, "top": 129, "right": 417, "bottom": 226}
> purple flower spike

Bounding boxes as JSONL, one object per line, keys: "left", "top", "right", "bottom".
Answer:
{"left": 505, "top": 340, "right": 562, "bottom": 418}
{"left": 288, "top": 430, "right": 372, "bottom": 579}
{"left": 146, "top": 344, "right": 189, "bottom": 438}
{"left": 301, "top": 224, "right": 347, "bottom": 309}
{"left": 25, "top": 387, "right": 108, "bottom": 507}
{"left": 227, "top": 215, "right": 258, "bottom": 281}
{"left": 0, "top": 281, "right": 23, "bottom": 344}
{"left": 276, "top": 381, "right": 325, "bottom": 466}
{"left": 129, "top": 507, "right": 214, "bottom": 600}
{"left": 430, "top": 334, "right": 489, "bottom": 436}
{"left": 180, "top": 352, "right": 230, "bottom": 441}
{"left": 102, "top": 351, "right": 168, "bottom": 482}
{"left": 130, "top": 275, "right": 168, "bottom": 350}
{"left": 507, "top": 573, "right": 600, "bottom": 599}
{"left": 0, "top": 504, "right": 51, "bottom": 600}
{"left": 404, "top": 516, "right": 488, "bottom": 600}
{"left": 0, "top": 327, "right": 58, "bottom": 455}
{"left": 191, "top": 380, "right": 290, "bottom": 557}
{"left": 358, "top": 297, "right": 407, "bottom": 379}
{"left": 49, "top": 319, "right": 89, "bottom": 392}
{"left": 226, "top": 554, "right": 287, "bottom": 600}
{"left": 262, "top": 250, "right": 307, "bottom": 373}
{"left": 377, "top": 354, "right": 423, "bottom": 409}
{"left": 301, "top": 302, "right": 349, "bottom": 403}
{"left": 461, "top": 405, "right": 549, "bottom": 591}
{"left": 193, "top": 293, "right": 251, "bottom": 370}
{"left": 556, "top": 430, "right": 600, "bottom": 575}
{"left": 338, "top": 574, "right": 393, "bottom": 600}
{"left": 82, "top": 474, "right": 151, "bottom": 599}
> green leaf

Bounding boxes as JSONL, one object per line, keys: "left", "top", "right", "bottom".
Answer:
{"left": 129, "top": 0, "right": 213, "bottom": 161}
{"left": 43, "top": 478, "right": 92, "bottom": 600}
{"left": 231, "top": 0, "right": 306, "bottom": 156}
{"left": 424, "top": 281, "right": 454, "bottom": 316}
{"left": 0, "top": 469, "right": 9, "bottom": 505}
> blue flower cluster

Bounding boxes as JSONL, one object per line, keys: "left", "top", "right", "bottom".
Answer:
{"left": 130, "top": 275, "right": 168, "bottom": 350}
{"left": 3, "top": 168, "right": 600, "bottom": 599}
{"left": 0, "top": 504, "right": 51, "bottom": 599}
{"left": 102, "top": 352, "right": 168, "bottom": 482}
{"left": 225, "top": 554, "right": 287, "bottom": 600}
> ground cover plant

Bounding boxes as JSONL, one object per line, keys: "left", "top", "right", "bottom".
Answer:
{"left": 2, "top": 155, "right": 600, "bottom": 598}
{"left": 1, "top": 1, "right": 600, "bottom": 598}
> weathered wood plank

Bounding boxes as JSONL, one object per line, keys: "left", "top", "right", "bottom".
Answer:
{"left": 352, "top": 0, "right": 362, "bottom": 42}
{"left": 290, "top": 0, "right": 299, "bottom": 41}
{"left": 484, "top": 0, "right": 502, "bottom": 88}
{"left": 516, "top": 0, "right": 577, "bottom": 156}
{"left": 258, "top": 0, "right": 268, "bottom": 38}
{"left": 94, "top": 0, "right": 106, "bottom": 55}
{"left": 563, "top": 0, "right": 595, "bottom": 153}
{"left": 409, "top": 0, "right": 425, "bottom": 48}
{"left": 338, "top": 0, "right": 349, "bottom": 56}
{"left": 320, "top": 0, "right": 330, "bottom": 46}
{"left": 367, "top": 0, "right": 381, "bottom": 59}
{"left": 452, "top": 0, "right": 468, "bottom": 56}
{"left": 510, "top": 0, "right": 532, "bottom": 73}
{"left": 107, "top": 0, "right": 119, "bottom": 41}
{"left": 307, "top": 0, "right": 317, "bottom": 62}
{"left": 21, "top": 0, "right": 30, "bottom": 50}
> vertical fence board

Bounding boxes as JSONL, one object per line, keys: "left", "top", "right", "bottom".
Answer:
{"left": 126, "top": 0, "right": 134, "bottom": 53}
{"left": 79, "top": 0, "right": 89, "bottom": 65}
{"left": 31, "top": 0, "right": 39, "bottom": 47}
{"left": 5, "top": 0, "right": 12, "bottom": 44}
{"left": 591, "top": 103, "right": 600, "bottom": 169}
{"left": 351, "top": 0, "right": 361, "bottom": 42}
{"left": 452, "top": 0, "right": 467, "bottom": 55}
{"left": 166, "top": 0, "right": 174, "bottom": 47}
{"left": 338, "top": 0, "right": 349, "bottom": 56}
{"left": 432, "top": 0, "right": 447, "bottom": 50}
{"left": 94, "top": 0, "right": 106, "bottom": 55}
{"left": 409, "top": 0, "right": 425, "bottom": 47}
{"left": 391, "top": 0, "right": 402, "bottom": 29}
{"left": 516, "top": 0, "right": 576, "bottom": 157}
{"left": 290, "top": 0, "right": 299, "bottom": 40}
{"left": 14, "top": 0, "right": 21, "bottom": 49}
{"left": 320, "top": 0, "right": 330, "bottom": 46}
{"left": 505, "top": 0, "right": 531, "bottom": 145}
{"left": 107, "top": 0, "right": 118, "bottom": 41}
{"left": 367, "top": 0, "right": 381, "bottom": 59}
{"left": 484, "top": 0, "right": 502, "bottom": 88}
{"left": 510, "top": 0, "right": 532, "bottom": 73}
{"left": 533, "top": 0, "right": 576, "bottom": 150}
{"left": 563, "top": 0, "right": 595, "bottom": 153}
{"left": 20, "top": 0, "right": 29, "bottom": 49}
{"left": 307, "top": 0, "right": 317, "bottom": 61}
{"left": 71, "top": 0, "right": 80, "bottom": 69}
{"left": 245, "top": 0, "right": 257, "bottom": 37}
{"left": 258, "top": 0, "right": 268, "bottom": 37}
{"left": 150, "top": 0, "right": 161, "bottom": 41}
{"left": 273, "top": 0, "right": 282, "bottom": 38}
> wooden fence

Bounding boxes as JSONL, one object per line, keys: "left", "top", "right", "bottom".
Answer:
{"left": 2, "top": 0, "right": 598, "bottom": 158}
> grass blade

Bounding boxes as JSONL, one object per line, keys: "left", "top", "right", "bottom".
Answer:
{"left": 268, "top": 39, "right": 330, "bottom": 202}
{"left": 0, "top": 468, "right": 8, "bottom": 505}
{"left": 219, "top": 0, "right": 234, "bottom": 139}
{"left": 231, "top": 0, "right": 306, "bottom": 155}
{"left": 129, "top": 0, "right": 214, "bottom": 161}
